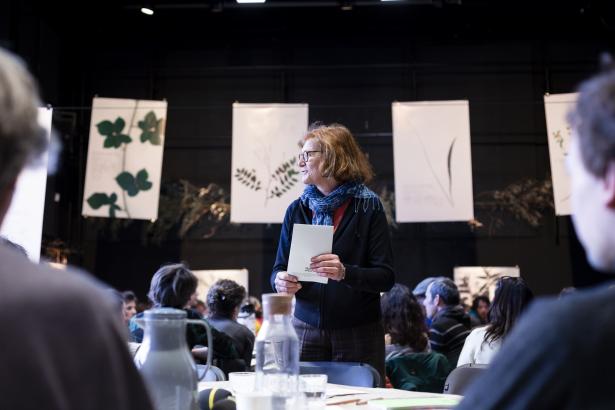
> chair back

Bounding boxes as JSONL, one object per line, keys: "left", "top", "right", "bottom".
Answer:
{"left": 442, "top": 363, "right": 487, "bottom": 395}
{"left": 196, "top": 364, "right": 227, "bottom": 381}
{"left": 385, "top": 352, "right": 452, "bottom": 393}
{"left": 299, "top": 361, "right": 381, "bottom": 388}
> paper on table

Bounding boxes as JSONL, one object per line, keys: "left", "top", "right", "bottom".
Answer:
{"left": 367, "top": 397, "right": 462, "bottom": 409}
{"left": 326, "top": 386, "right": 368, "bottom": 398}
{"left": 287, "top": 223, "right": 333, "bottom": 284}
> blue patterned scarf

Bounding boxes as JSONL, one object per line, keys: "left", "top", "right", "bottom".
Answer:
{"left": 300, "top": 181, "right": 380, "bottom": 225}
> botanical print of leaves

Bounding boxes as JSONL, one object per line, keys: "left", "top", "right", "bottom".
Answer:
{"left": 234, "top": 168, "right": 262, "bottom": 191}
{"left": 552, "top": 126, "right": 571, "bottom": 156}
{"left": 138, "top": 111, "right": 164, "bottom": 145}
{"left": 269, "top": 157, "right": 299, "bottom": 199}
{"left": 416, "top": 130, "right": 456, "bottom": 207}
{"left": 96, "top": 117, "right": 132, "bottom": 148}
{"left": 447, "top": 138, "right": 456, "bottom": 201}
{"left": 115, "top": 169, "right": 154, "bottom": 197}
{"left": 86, "top": 192, "right": 122, "bottom": 217}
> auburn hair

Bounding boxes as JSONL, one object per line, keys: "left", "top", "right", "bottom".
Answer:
{"left": 303, "top": 123, "right": 374, "bottom": 184}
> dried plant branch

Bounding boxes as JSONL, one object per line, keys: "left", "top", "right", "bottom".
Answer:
{"left": 473, "top": 178, "right": 554, "bottom": 234}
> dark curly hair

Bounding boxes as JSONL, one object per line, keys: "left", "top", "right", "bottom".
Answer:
{"left": 147, "top": 263, "right": 197, "bottom": 309}
{"left": 381, "top": 283, "right": 428, "bottom": 352}
{"left": 484, "top": 276, "right": 534, "bottom": 345}
{"left": 206, "top": 279, "right": 246, "bottom": 318}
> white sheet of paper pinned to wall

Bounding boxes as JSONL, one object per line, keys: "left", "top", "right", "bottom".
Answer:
{"left": 287, "top": 223, "right": 333, "bottom": 284}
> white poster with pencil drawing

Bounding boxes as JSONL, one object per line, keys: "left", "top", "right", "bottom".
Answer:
{"left": 231, "top": 103, "right": 308, "bottom": 223}
{"left": 392, "top": 101, "right": 474, "bottom": 222}
{"left": 0, "top": 107, "right": 52, "bottom": 261}
{"left": 544, "top": 93, "right": 577, "bottom": 216}
{"left": 82, "top": 97, "right": 167, "bottom": 220}
{"left": 454, "top": 266, "right": 520, "bottom": 307}
{"left": 192, "top": 269, "right": 250, "bottom": 301}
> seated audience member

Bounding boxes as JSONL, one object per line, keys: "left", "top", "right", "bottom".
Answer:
{"left": 129, "top": 263, "right": 245, "bottom": 374}
{"left": 0, "top": 47, "right": 152, "bottom": 409}
{"left": 423, "top": 277, "right": 471, "bottom": 366}
{"left": 468, "top": 295, "right": 490, "bottom": 327}
{"left": 458, "top": 277, "right": 534, "bottom": 366}
{"left": 412, "top": 276, "right": 436, "bottom": 325}
{"left": 121, "top": 290, "right": 138, "bottom": 325}
{"left": 381, "top": 284, "right": 430, "bottom": 360}
{"left": 248, "top": 295, "right": 264, "bottom": 333}
{"left": 194, "top": 299, "right": 207, "bottom": 318}
{"left": 458, "top": 58, "right": 615, "bottom": 409}
{"left": 206, "top": 279, "right": 255, "bottom": 368}
{"left": 412, "top": 277, "right": 436, "bottom": 306}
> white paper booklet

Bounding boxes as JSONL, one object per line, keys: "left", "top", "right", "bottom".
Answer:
{"left": 287, "top": 223, "right": 333, "bottom": 284}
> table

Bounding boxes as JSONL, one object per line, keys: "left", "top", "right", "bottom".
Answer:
{"left": 198, "top": 381, "right": 462, "bottom": 409}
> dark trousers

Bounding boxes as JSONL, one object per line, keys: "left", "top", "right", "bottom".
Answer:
{"left": 292, "top": 317, "right": 385, "bottom": 386}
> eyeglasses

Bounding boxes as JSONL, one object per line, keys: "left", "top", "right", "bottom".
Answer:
{"left": 298, "top": 150, "right": 321, "bottom": 163}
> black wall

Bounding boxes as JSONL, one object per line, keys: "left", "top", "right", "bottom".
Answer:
{"left": 4, "top": 0, "right": 615, "bottom": 300}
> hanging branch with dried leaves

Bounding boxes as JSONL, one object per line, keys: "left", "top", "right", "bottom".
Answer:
{"left": 473, "top": 178, "right": 555, "bottom": 234}
{"left": 146, "top": 180, "right": 230, "bottom": 243}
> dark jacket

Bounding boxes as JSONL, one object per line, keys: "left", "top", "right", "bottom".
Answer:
{"left": 0, "top": 245, "right": 153, "bottom": 410}
{"left": 428, "top": 305, "right": 471, "bottom": 366}
{"left": 385, "top": 352, "right": 453, "bottom": 393}
{"left": 208, "top": 314, "right": 255, "bottom": 368}
{"left": 458, "top": 283, "right": 615, "bottom": 410}
{"left": 271, "top": 197, "right": 395, "bottom": 329}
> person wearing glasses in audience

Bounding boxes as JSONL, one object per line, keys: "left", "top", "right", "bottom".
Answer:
{"left": 272, "top": 122, "right": 395, "bottom": 384}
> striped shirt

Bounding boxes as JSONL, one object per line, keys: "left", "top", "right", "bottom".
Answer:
{"left": 428, "top": 305, "right": 472, "bottom": 367}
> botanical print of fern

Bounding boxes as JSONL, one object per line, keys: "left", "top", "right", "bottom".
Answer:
{"left": 234, "top": 157, "right": 299, "bottom": 204}
{"left": 268, "top": 157, "right": 299, "bottom": 200}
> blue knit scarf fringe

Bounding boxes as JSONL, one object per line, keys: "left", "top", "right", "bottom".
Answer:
{"left": 300, "top": 181, "right": 380, "bottom": 226}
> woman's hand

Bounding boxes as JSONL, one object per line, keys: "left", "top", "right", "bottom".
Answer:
{"left": 310, "top": 253, "right": 346, "bottom": 281}
{"left": 274, "top": 271, "right": 302, "bottom": 294}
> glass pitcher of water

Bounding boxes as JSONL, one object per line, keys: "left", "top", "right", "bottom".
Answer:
{"left": 134, "top": 308, "right": 212, "bottom": 410}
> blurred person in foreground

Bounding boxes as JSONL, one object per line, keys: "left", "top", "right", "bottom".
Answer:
{"left": 458, "top": 57, "right": 615, "bottom": 409}
{"left": 272, "top": 123, "right": 395, "bottom": 383}
{"left": 0, "top": 47, "right": 152, "bottom": 409}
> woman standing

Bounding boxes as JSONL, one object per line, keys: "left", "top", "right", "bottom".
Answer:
{"left": 272, "top": 123, "right": 395, "bottom": 383}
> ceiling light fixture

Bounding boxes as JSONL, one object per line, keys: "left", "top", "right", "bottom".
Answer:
{"left": 340, "top": 0, "right": 353, "bottom": 11}
{"left": 236, "top": 0, "right": 266, "bottom": 3}
{"left": 140, "top": 7, "right": 154, "bottom": 15}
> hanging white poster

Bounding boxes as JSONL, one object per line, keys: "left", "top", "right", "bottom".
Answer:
{"left": 544, "top": 92, "right": 577, "bottom": 216}
{"left": 192, "top": 268, "right": 250, "bottom": 301}
{"left": 82, "top": 97, "right": 167, "bottom": 220}
{"left": 453, "top": 266, "right": 521, "bottom": 307}
{"left": 0, "top": 107, "right": 52, "bottom": 261}
{"left": 392, "top": 101, "right": 474, "bottom": 222}
{"left": 231, "top": 103, "right": 308, "bottom": 223}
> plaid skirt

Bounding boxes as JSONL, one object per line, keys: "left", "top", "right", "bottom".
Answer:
{"left": 292, "top": 316, "right": 385, "bottom": 386}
